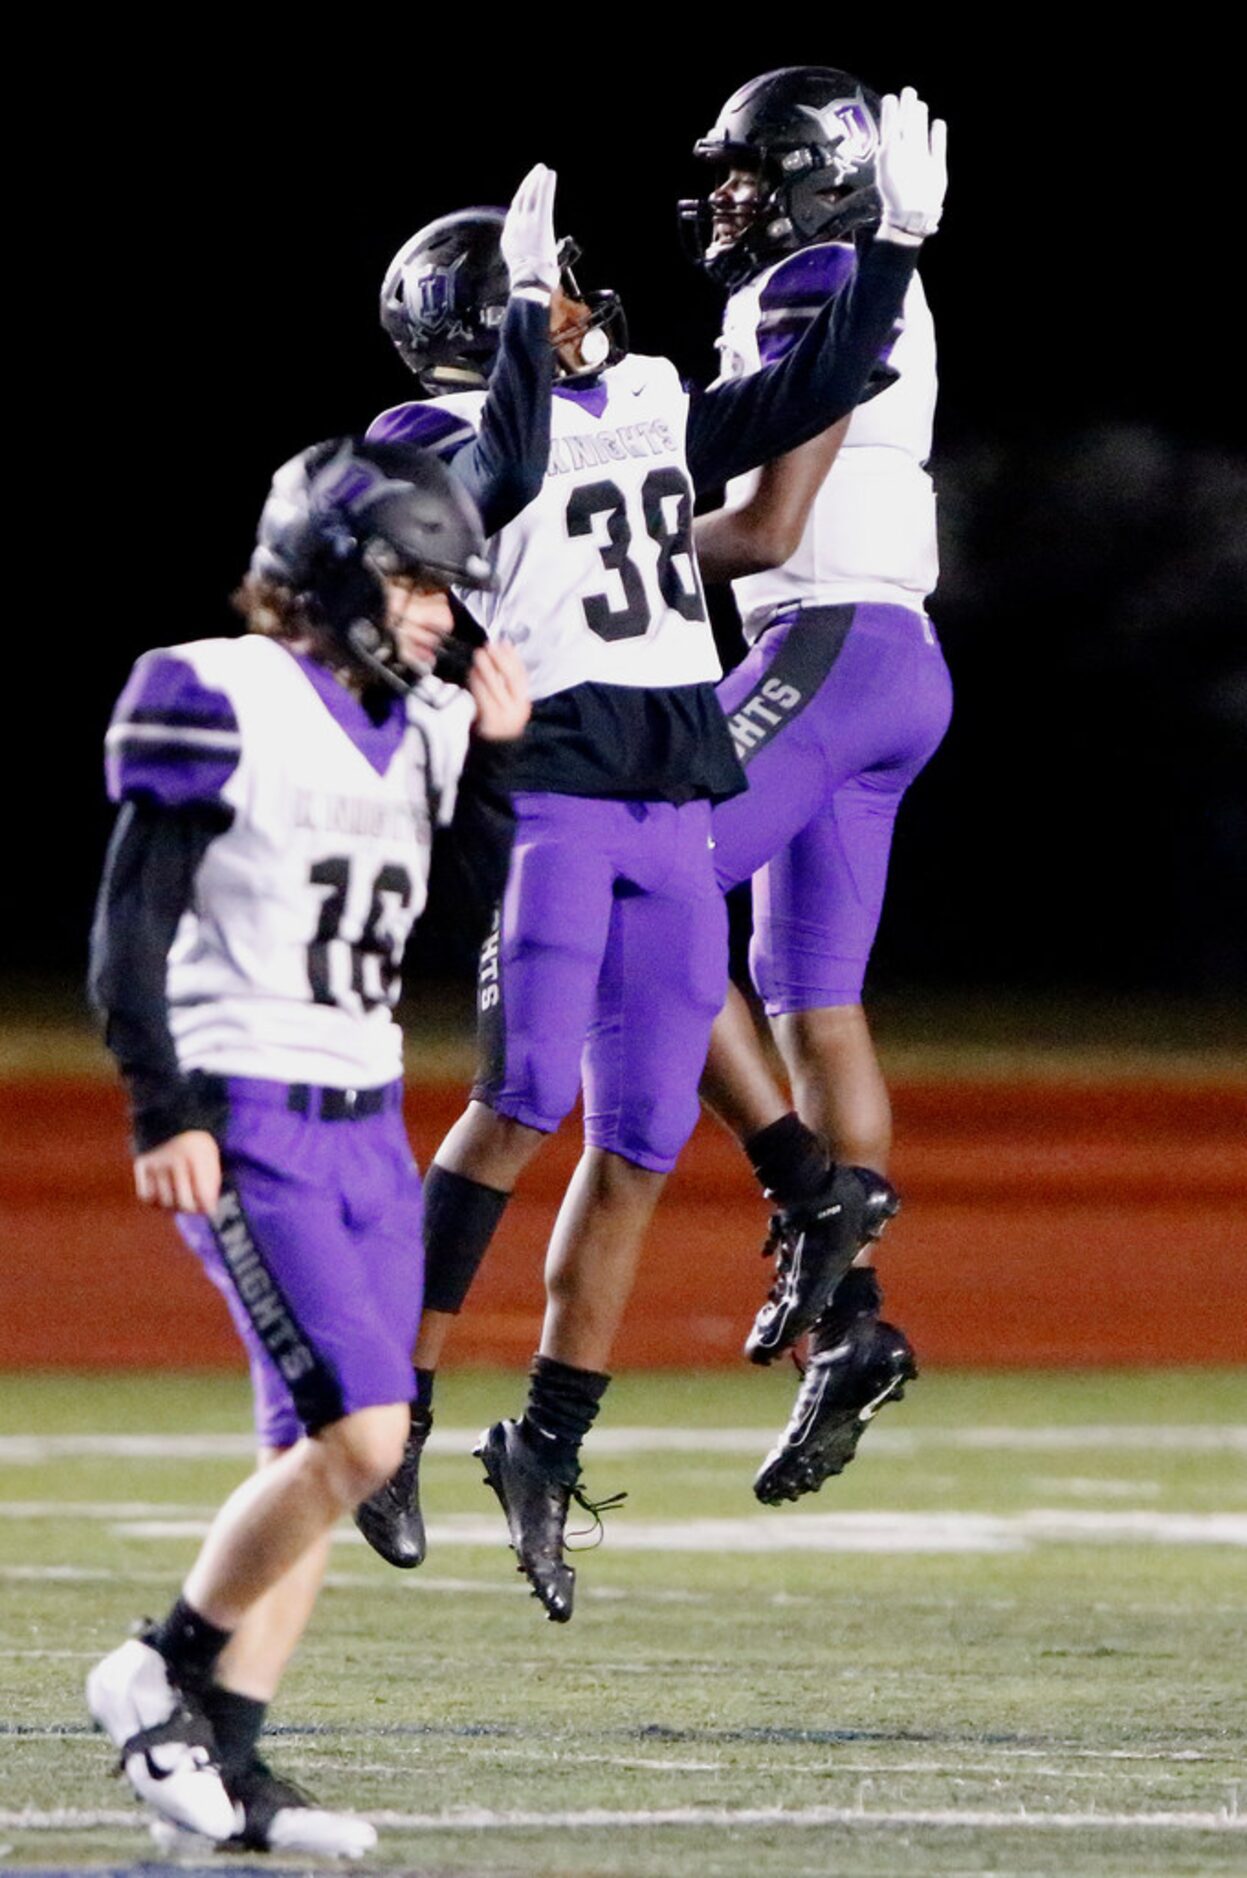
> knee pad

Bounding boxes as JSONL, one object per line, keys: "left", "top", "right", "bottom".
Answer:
{"left": 422, "top": 1166, "right": 511, "bottom": 1314}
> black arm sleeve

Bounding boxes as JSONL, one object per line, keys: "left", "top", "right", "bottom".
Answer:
{"left": 88, "top": 798, "right": 232, "bottom": 1152}
{"left": 449, "top": 296, "right": 553, "bottom": 535}
{"left": 685, "top": 238, "right": 918, "bottom": 492}
{"left": 425, "top": 739, "right": 519, "bottom": 950}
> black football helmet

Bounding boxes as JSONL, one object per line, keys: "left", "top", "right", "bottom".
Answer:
{"left": 251, "top": 437, "right": 492, "bottom": 692}
{"left": 679, "top": 66, "right": 883, "bottom": 291}
{"left": 381, "top": 209, "right": 627, "bottom": 390}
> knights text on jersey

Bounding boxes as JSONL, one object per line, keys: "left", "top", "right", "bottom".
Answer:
{"left": 374, "top": 359, "right": 719, "bottom": 701}
{"left": 716, "top": 241, "right": 939, "bottom": 631}
{"left": 368, "top": 363, "right": 743, "bottom": 802}
{"left": 105, "top": 635, "right": 473, "bottom": 1087}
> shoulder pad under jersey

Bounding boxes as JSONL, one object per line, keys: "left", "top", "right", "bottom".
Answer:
{"left": 755, "top": 243, "right": 858, "bottom": 364}
{"left": 105, "top": 644, "right": 243, "bottom": 808}
{"left": 365, "top": 399, "right": 479, "bottom": 459}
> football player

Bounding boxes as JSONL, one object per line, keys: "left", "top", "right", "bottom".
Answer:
{"left": 83, "top": 167, "right": 552, "bottom": 1855}
{"left": 354, "top": 90, "right": 947, "bottom": 1622}
{"left": 681, "top": 75, "right": 953, "bottom": 1499}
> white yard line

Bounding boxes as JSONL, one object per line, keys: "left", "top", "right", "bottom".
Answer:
{"left": 88, "top": 1509, "right": 1247, "bottom": 1551}
{"left": 2, "top": 1504, "right": 1238, "bottom": 1551}
{"left": 0, "top": 1501, "right": 213, "bottom": 1518}
{"left": 0, "top": 1564, "right": 708, "bottom": 1602}
{"left": 0, "top": 1726, "right": 1233, "bottom": 1780}
{"left": 955, "top": 1427, "right": 1247, "bottom": 1454}
{"left": 2, "top": 1803, "right": 1241, "bottom": 1833}
{"left": 2, "top": 1424, "right": 1246, "bottom": 1463}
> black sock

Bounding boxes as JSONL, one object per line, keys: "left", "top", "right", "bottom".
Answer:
{"left": 148, "top": 1595, "right": 232, "bottom": 1692}
{"left": 421, "top": 1164, "right": 511, "bottom": 1314}
{"left": 745, "top": 1112, "right": 830, "bottom": 1207}
{"left": 812, "top": 1266, "right": 883, "bottom": 1352}
{"left": 412, "top": 1367, "right": 436, "bottom": 1414}
{"left": 202, "top": 1686, "right": 267, "bottom": 1782}
{"left": 520, "top": 1354, "right": 610, "bottom": 1480}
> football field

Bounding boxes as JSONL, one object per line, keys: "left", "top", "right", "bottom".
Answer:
{"left": 1, "top": 1366, "right": 1244, "bottom": 1876}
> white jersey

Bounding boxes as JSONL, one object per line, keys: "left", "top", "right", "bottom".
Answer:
{"left": 106, "top": 634, "right": 473, "bottom": 1088}
{"left": 420, "top": 356, "right": 720, "bottom": 700}
{"left": 716, "top": 241, "right": 938, "bottom": 634}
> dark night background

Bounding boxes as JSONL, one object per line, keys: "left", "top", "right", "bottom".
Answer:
{"left": 24, "top": 35, "right": 1245, "bottom": 1024}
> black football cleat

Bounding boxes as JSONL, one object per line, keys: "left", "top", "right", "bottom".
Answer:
{"left": 754, "top": 1299, "right": 917, "bottom": 1506}
{"left": 353, "top": 1403, "right": 433, "bottom": 1569}
{"left": 745, "top": 1165, "right": 900, "bottom": 1365}
{"left": 473, "top": 1419, "right": 583, "bottom": 1623}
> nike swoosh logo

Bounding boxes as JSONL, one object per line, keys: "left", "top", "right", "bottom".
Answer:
{"left": 858, "top": 1375, "right": 906, "bottom": 1423}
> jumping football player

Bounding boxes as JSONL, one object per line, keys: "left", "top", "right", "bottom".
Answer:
{"left": 682, "top": 75, "right": 952, "bottom": 1500}
{"left": 83, "top": 167, "right": 554, "bottom": 1853}
{"left": 354, "top": 89, "right": 948, "bottom": 1623}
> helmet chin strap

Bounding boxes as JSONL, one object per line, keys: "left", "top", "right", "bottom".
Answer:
{"left": 345, "top": 618, "right": 426, "bottom": 695}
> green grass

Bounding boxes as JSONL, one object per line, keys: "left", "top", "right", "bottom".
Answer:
{"left": 1, "top": 1368, "right": 1245, "bottom": 1875}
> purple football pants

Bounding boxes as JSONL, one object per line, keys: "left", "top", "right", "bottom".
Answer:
{"left": 712, "top": 603, "right": 953, "bottom": 1014}
{"left": 472, "top": 792, "right": 728, "bottom": 1173}
{"left": 177, "top": 1078, "right": 423, "bottom": 1450}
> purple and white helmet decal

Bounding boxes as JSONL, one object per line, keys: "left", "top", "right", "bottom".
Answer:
{"left": 795, "top": 93, "right": 880, "bottom": 183}
{"left": 416, "top": 265, "right": 453, "bottom": 332}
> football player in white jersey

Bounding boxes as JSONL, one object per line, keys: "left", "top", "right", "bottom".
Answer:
{"left": 680, "top": 74, "right": 952, "bottom": 1499}
{"left": 354, "top": 90, "right": 947, "bottom": 1622}
{"left": 82, "top": 169, "right": 553, "bottom": 1854}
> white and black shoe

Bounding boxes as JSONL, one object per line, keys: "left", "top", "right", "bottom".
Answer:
{"left": 85, "top": 1636, "right": 235, "bottom": 1840}
{"left": 150, "top": 1755, "right": 377, "bottom": 1858}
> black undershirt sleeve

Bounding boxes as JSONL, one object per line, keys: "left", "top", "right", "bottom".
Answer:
{"left": 426, "top": 739, "right": 519, "bottom": 949}
{"left": 684, "top": 237, "right": 918, "bottom": 491}
{"left": 449, "top": 296, "right": 553, "bottom": 534}
{"left": 88, "top": 798, "right": 233, "bottom": 1153}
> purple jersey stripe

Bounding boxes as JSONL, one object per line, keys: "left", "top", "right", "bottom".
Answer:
{"left": 553, "top": 381, "right": 609, "bottom": 419}
{"left": 106, "top": 738, "right": 242, "bottom": 808}
{"left": 758, "top": 243, "right": 857, "bottom": 313}
{"left": 290, "top": 652, "right": 406, "bottom": 778}
{"left": 759, "top": 312, "right": 904, "bottom": 376}
{"left": 106, "top": 652, "right": 241, "bottom": 806}
{"left": 757, "top": 316, "right": 815, "bottom": 366}
{"left": 113, "top": 649, "right": 239, "bottom": 733}
{"left": 366, "top": 401, "right": 476, "bottom": 459}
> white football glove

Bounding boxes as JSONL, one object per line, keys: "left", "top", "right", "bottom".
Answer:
{"left": 500, "top": 162, "right": 560, "bottom": 298}
{"left": 876, "top": 88, "right": 948, "bottom": 244}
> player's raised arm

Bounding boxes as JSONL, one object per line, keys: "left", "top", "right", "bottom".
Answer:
{"left": 369, "top": 165, "right": 559, "bottom": 536}
{"left": 685, "top": 89, "right": 947, "bottom": 492}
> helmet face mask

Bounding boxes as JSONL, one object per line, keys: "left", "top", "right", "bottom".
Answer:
{"left": 701, "top": 166, "right": 763, "bottom": 277}
{"left": 550, "top": 237, "right": 628, "bottom": 379}
{"left": 251, "top": 439, "right": 492, "bottom": 693}
{"left": 381, "top": 215, "right": 627, "bottom": 390}
{"left": 679, "top": 66, "right": 883, "bottom": 290}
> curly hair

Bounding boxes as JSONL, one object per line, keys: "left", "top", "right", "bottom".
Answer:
{"left": 230, "top": 574, "right": 363, "bottom": 683}
{"left": 231, "top": 573, "right": 318, "bottom": 642}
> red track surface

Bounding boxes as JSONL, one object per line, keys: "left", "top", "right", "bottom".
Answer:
{"left": 2, "top": 1076, "right": 1245, "bottom": 1368}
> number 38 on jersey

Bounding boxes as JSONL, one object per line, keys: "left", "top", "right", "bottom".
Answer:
{"left": 567, "top": 466, "right": 705, "bottom": 642}
{"left": 463, "top": 353, "right": 723, "bottom": 702}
